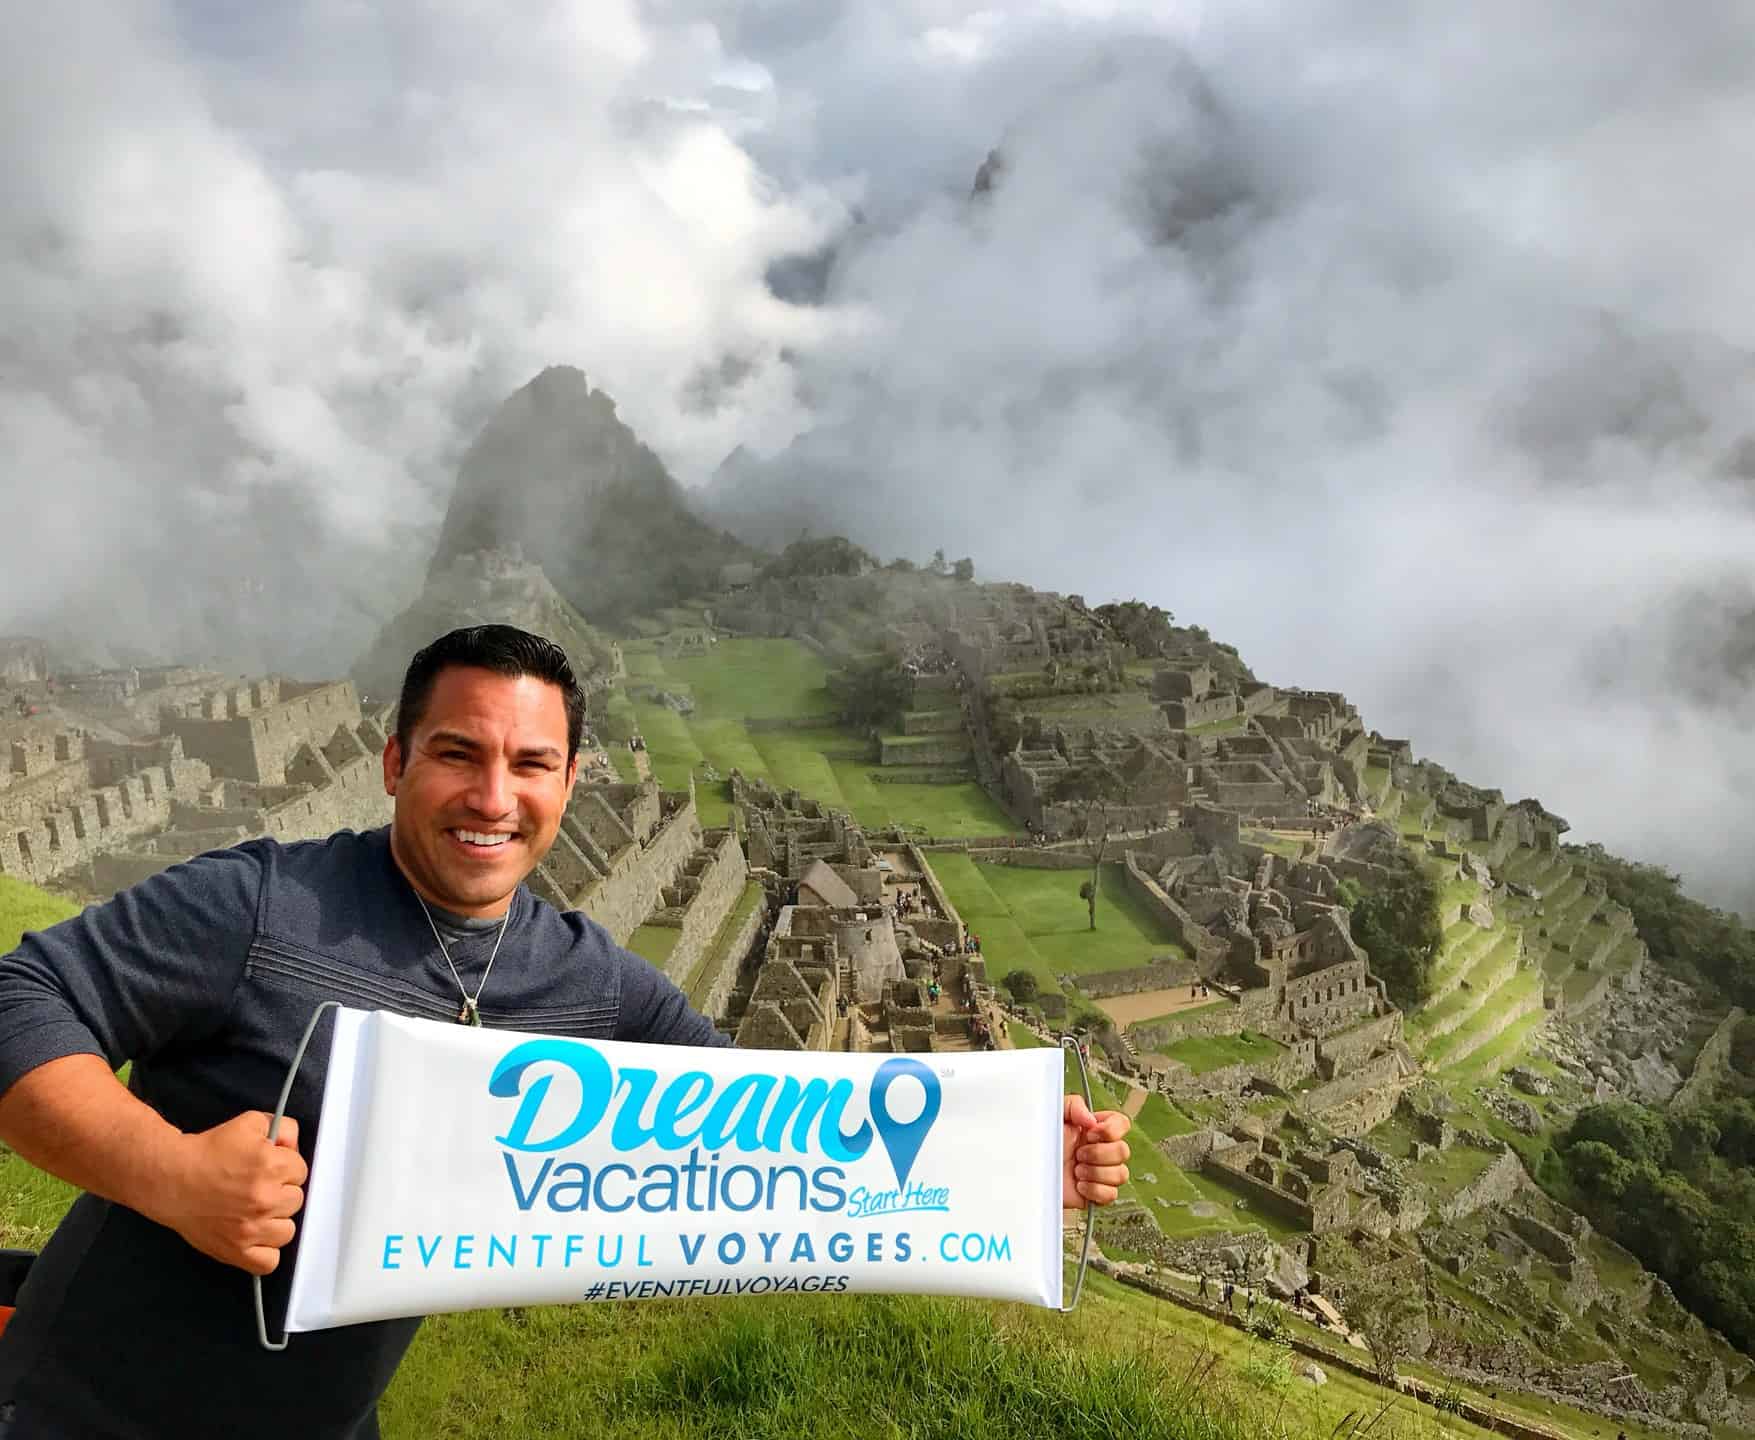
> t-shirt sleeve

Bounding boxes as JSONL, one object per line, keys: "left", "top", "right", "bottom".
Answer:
{"left": 613, "top": 947, "right": 734, "bottom": 1048}
{"left": 0, "top": 845, "right": 264, "bottom": 1099}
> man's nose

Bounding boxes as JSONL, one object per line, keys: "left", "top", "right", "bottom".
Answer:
{"left": 468, "top": 761, "right": 515, "bottom": 817}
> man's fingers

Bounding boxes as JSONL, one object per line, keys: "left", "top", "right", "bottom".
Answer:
{"left": 271, "top": 1115, "right": 300, "bottom": 1150}
{"left": 1074, "top": 1180, "right": 1121, "bottom": 1206}
{"left": 1077, "top": 1139, "right": 1130, "bottom": 1167}
{"left": 240, "top": 1247, "right": 280, "bottom": 1277}
{"left": 267, "top": 1146, "right": 310, "bottom": 1188}
{"left": 268, "top": 1183, "right": 305, "bottom": 1219}
{"left": 1076, "top": 1163, "right": 1130, "bottom": 1188}
{"left": 1062, "top": 1094, "right": 1096, "bottom": 1130}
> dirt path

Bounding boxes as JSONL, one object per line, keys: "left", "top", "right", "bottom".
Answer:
{"left": 631, "top": 748, "right": 651, "bottom": 781}
{"left": 1121, "top": 1086, "right": 1149, "bottom": 1119}
{"left": 1096, "top": 987, "right": 1229, "bottom": 1027}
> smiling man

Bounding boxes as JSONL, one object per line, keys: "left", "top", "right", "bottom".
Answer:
{"left": 0, "top": 624, "right": 1130, "bottom": 1439}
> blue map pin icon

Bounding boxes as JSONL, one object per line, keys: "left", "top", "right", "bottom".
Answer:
{"left": 869, "top": 1058, "right": 941, "bottom": 1190}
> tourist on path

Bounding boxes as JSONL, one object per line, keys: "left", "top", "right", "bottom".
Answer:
{"left": 0, "top": 624, "right": 1134, "bottom": 1439}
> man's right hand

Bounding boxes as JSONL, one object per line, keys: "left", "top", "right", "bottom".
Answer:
{"left": 155, "top": 1112, "right": 308, "bottom": 1276}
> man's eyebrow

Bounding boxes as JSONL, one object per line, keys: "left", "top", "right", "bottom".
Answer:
{"left": 515, "top": 744, "right": 566, "bottom": 762}
{"left": 424, "top": 730, "right": 482, "bottom": 751}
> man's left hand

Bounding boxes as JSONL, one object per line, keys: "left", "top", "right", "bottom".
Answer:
{"left": 1062, "top": 1094, "right": 1131, "bottom": 1209}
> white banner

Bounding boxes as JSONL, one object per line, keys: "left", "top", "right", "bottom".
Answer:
{"left": 282, "top": 1009, "right": 1066, "bottom": 1332}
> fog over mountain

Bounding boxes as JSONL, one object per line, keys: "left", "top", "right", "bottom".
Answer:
{"left": 3, "top": 1, "right": 1752, "bottom": 914}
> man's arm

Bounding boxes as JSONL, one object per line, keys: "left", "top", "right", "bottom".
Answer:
{"left": 612, "top": 945, "right": 733, "bottom": 1047}
{"left": 0, "top": 845, "right": 307, "bottom": 1271}
{"left": 0, "top": 1057, "right": 306, "bottom": 1275}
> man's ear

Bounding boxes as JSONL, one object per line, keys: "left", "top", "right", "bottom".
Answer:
{"left": 383, "top": 736, "right": 403, "bottom": 797}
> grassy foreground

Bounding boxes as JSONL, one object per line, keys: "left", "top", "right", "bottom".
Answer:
{"left": 381, "top": 1278, "right": 1499, "bottom": 1440}
{"left": 0, "top": 875, "right": 78, "bottom": 951}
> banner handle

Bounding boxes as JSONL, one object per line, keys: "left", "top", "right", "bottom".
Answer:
{"left": 1059, "top": 1036, "right": 1096, "bottom": 1314}
{"left": 255, "top": 1001, "right": 342, "bottom": 1353}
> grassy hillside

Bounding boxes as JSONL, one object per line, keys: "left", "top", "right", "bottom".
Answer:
{"left": 622, "top": 638, "right": 1013, "bottom": 835}
{"left": 382, "top": 1275, "right": 1519, "bottom": 1440}
{"left": 0, "top": 878, "right": 83, "bottom": 1249}
{"left": 0, "top": 874, "right": 78, "bottom": 952}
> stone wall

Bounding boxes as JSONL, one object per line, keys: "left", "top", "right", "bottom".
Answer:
{"left": 900, "top": 708, "right": 965, "bottom": 736}
{"left": 165, "top": 680, "right": 361, "bottom": 785}
{"left": 694, "top": 886, "right": 765, "bottom": 1021}
{"left": 967, "top": 848, "right": 1091, "bottom": 871}
{"left": 1077, "top": 961, "right": 1187, "bottom": 999}
{"left": 1672, "top": 1007, "right": 1745, "bottom": 1115}
{"left": 1200, "top": 1156, "right": 1315, "bottom": 1227}
{"left": 1436, "top": 1146, "right": 1524, "bottom": 1223}
{"left": 1299, "top": 1050, "right": 1402, "bottom": 1116}
{"left": 1157, "top": 1128, "right": 1221, "bottom": 1169}
{"left": 1162, "top": 693, "right": 1239, "bottom": 730}
{"left": 1316, "top": 1011, "right": 1404, "bottom": 1078}
{"left": 1164, "top": 1042, "right": 1316, "bottom": 1101}
{"left": 878, "top": 736, "right": 972, "bottom": 767}
{"left": 1558, "top": 971, "right": 1613, "bottom": 1022}
{"left": 576, "top": 793, "right": 703, "bottom": 944}
{"left": 1100, "top": 1266, "right": 1579, "bottom": 1440}
{"left": 1281, "top": 957, "right": 1372, "bottom": 1031}
{"left": 1441, "top": 980, "right": 1544, "bottom": 1068}
{"left": 1129, "top": 988, "right": 1276, "bottom": 1047}
{"left": 1320, "top": 1082, "right": 1404, "bottom": 1140}
{"left": 647, "top": 829, "right": 750, "bottom": 986}
{"left": 260, "top": 745, "right": 390, "bottom": 843}
{"left": 0, "top": 754, "right": 211, "bottom": 886}
{"left": 1121, "top": 850, "right": 1229, "bottom": 972}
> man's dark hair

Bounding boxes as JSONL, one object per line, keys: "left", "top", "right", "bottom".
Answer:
{"left": 395, "top": 625, "right": 586, "bottom": 766}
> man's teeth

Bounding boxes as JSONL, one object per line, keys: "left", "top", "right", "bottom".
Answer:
{"left": 454, "top": 830, "right": 512, "bottom": 847}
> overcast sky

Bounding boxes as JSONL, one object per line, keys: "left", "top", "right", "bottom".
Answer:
{"left": 3, "top": 0, "right": 1752, "bottom": 913}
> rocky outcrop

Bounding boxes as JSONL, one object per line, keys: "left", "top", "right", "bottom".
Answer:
{"left": 429, "top": 367, "right": 749, "bottom": 622}
{"left": 350, "top": 546, "right": 618, "bottom": 701}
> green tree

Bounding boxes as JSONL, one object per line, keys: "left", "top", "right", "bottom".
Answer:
{"left": 765, "top": 535, "right": 877, "bottom": 579}
{"left": 1093, "top": 599, "right": 1176, "bottom": 658}
{"left": 1731, "top": 1014, "right": 1755, "bottom": 1076}
{"left": 1003, "top": 969, "right": 1039, "bottom": 1003}
{"left": 1577, "top": 846, "right": 1755, "bottom": 1006}
{"left": 836, "top": 655, "right": 911, "bottom": 730}
{"left": 1051, "top": 766, "right": 1129, "bottom": 930}
{"left": 951, "top": 557, "right": 975, "bottom": 582}
{"left": 1567, "top": 1102, "right": 1673, "bottom": 1168}
{"left": 1345, "top": 853, "right": 1442, "bottom": 1008}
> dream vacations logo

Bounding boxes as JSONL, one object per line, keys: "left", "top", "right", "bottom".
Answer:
{"left": 487, "top": 1041, "right": 941, "bottom": 1191}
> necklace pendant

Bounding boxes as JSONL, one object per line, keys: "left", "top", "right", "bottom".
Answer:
{"left": 459, "top": 1000, "right": 481, "bottom": 1027}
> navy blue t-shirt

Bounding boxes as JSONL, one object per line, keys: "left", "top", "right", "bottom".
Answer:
{"left": 0, "top": 827, "right": 728, "bottom": 1438}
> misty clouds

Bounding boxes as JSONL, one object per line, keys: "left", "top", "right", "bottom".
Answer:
{"left": 2, "top": 1, "right": 1752, "bottom": 911}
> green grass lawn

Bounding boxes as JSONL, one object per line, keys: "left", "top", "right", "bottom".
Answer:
{"left": 622, "top": 639, "right": 1013, "bottom": 837}
{"left": 0, "top": 874, "right": 79, "bottom": 950}
{"left": 928, "top": 855, "right": 1191, "bottom": 1014}
{"left": 1131, "top": 1094, "right": 1198, "bottom": 1141}
{"left": 1155, "top": 1032, "right": 1285, "bottom": 1075}
{"left": 626, "top": 924, "right": 682, "bottom": 971}
{"left": 960, "top": 861, "right": 1188, "bottom": 978}
{"left": 0, "top": 880, "right": 93, "bottom": 1247}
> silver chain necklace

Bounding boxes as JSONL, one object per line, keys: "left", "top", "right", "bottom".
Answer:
{"left": 415, "top": 894, "right": 511, "bottom": 1026}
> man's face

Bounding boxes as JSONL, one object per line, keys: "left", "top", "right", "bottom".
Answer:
{"left": 383, "top": 665, "right": 577, "bottom": 918}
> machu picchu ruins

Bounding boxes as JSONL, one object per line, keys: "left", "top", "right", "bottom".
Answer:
{"left": 4, "top": 363, "right": 1752, "bottom": 1440}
